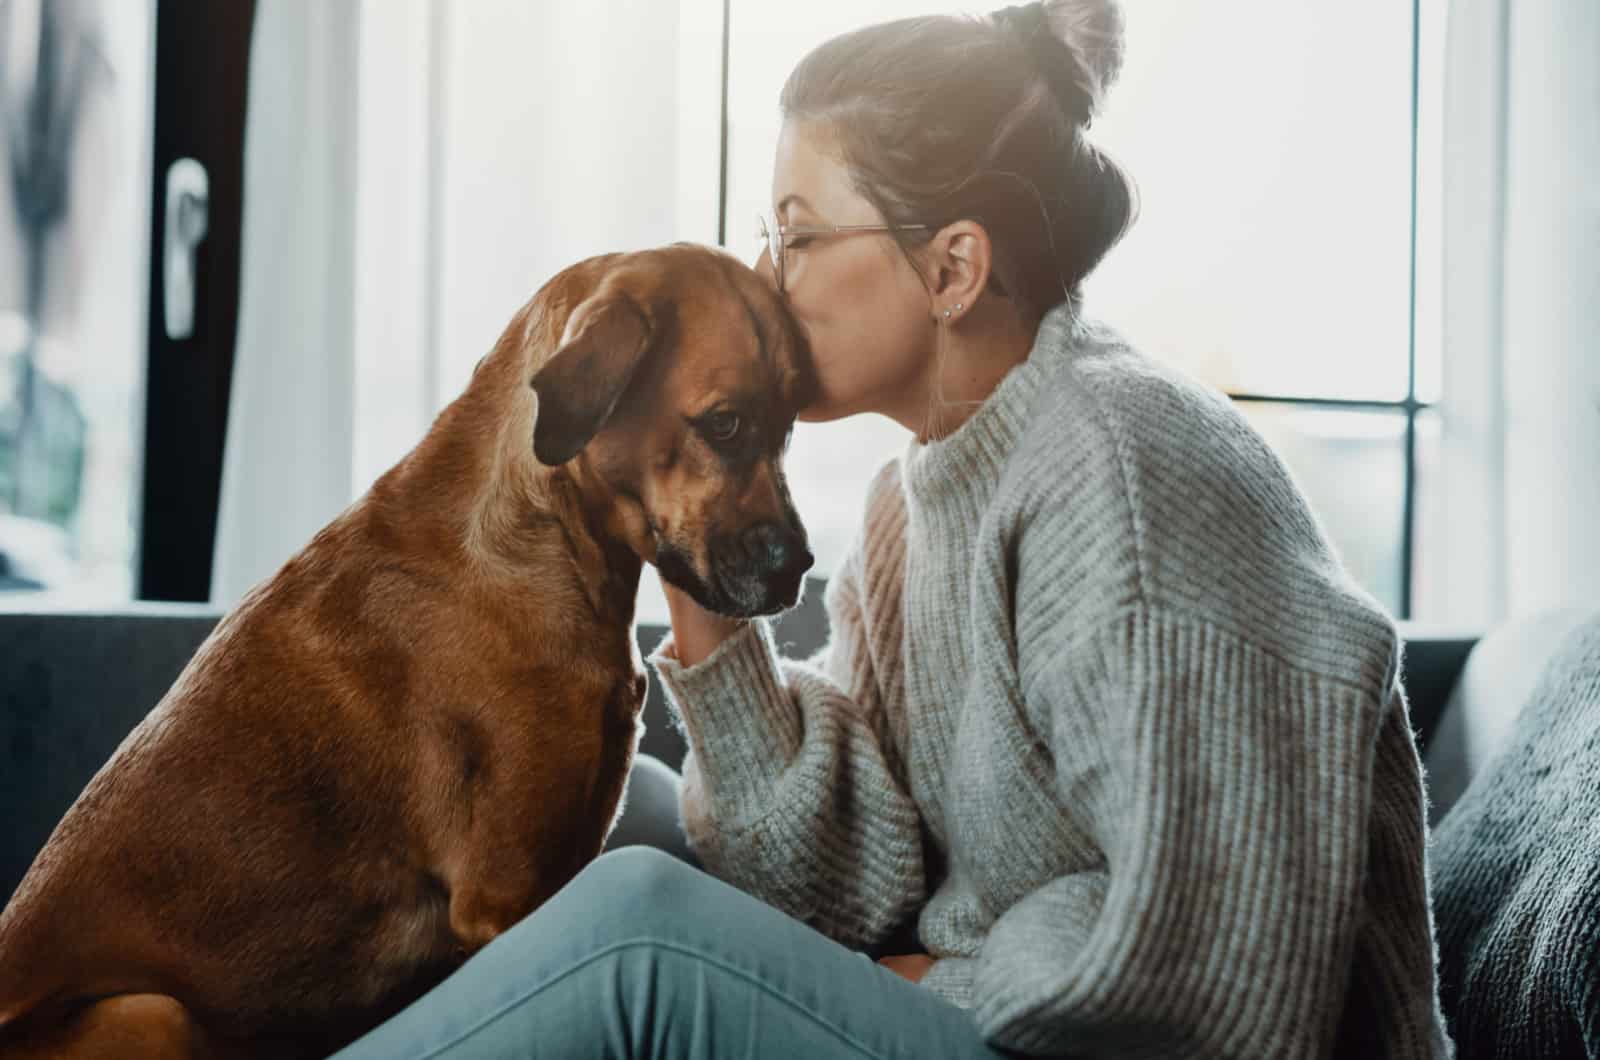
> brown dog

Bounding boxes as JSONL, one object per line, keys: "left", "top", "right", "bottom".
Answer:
{"left": 0, "top": 244, "right": 813, "bottom": 1058}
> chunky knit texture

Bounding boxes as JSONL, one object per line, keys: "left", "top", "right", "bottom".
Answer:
{"left": 650, "top": 305, "right": 1452, "bottom": 1058}
{"left": 1430, "top": 613, "right": 1600, "bottom": 1058}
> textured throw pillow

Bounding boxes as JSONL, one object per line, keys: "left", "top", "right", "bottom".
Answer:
{"left": 1429, "top": 611, "right": 1600, "bottom": 1059}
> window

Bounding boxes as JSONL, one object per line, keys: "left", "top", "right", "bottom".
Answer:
{"left": 720, "top": 0, "right": 1443, "bottom": 619}
{"left": 0, "top": 0, "right": 154, "bottom": 599}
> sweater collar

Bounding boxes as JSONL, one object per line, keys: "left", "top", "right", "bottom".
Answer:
{"left": 901, "top": 303, "right": 1083, "bottom": 507}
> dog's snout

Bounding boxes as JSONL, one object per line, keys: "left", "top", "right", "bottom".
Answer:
{"left": 741, "top": 522, "right": 814, "bottom": 579}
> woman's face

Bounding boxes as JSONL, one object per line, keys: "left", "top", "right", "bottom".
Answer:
{"left": 760, "top": 120, "right": 936, "bottom": 425}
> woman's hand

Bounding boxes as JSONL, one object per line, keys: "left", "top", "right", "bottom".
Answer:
{"left": 877, "top": 953, "right": 936, "bottom": 984}
{"left": 660, "top": 574, "right": 746, "bottom": 668}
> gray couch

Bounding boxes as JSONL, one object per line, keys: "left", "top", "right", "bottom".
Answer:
{"left": 1, "top": 589, "right": 1476, "bottom": 906}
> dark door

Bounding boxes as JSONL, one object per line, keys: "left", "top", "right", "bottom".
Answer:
{"left": 138, "top": 0, "right": 256, "bottom": 601}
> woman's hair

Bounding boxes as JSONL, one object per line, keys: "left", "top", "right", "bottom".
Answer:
{"left": 780, "top": 0, "right": 1138, "bottom": 320}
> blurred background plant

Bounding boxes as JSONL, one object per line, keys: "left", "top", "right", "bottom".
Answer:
{"left": 1, "top": 0, "right": 113, "bottom": 589}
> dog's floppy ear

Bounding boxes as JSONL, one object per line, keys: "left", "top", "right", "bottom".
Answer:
{"left": 529, "top": 294, "right": 653, "bottom": 466}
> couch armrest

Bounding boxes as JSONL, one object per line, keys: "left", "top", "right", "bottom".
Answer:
{"left": 1397, "top": 624, "right": 1483, "bottom": 756}
{"left": 1419, "top": 608, "right": 1594, "bottom": 826}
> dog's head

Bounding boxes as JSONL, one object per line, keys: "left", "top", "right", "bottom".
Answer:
{"left": 528, "top": 245, "right": 814, "bottom": 618}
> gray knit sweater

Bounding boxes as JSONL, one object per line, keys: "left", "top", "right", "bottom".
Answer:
{"left": 650, "top": 305, "right": 1453, "bottom": 1058}
{"left": 1430, "top": 612, "right": 1600, "bottom": 1058}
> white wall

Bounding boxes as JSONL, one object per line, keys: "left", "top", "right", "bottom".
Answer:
{"left": 1436, "top": 0, "right": 1511, "bottom": 626}
{"left": 1498, "top": 0, "right": 1600, "bottom": 617}
{"left": 1436, "top": 0, "right": 1600, "bottom": 626}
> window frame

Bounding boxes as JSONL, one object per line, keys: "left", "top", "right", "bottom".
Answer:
{"left": 1226, "top": 0, "right": 1426, "bottom": 619}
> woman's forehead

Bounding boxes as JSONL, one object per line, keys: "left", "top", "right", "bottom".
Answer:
{"left": 772, "top": 122, "right": 867, "bottom": 220}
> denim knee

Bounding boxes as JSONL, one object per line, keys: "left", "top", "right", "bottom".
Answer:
{"left": 566, "top": 845, "right": 703, "bottom": 936}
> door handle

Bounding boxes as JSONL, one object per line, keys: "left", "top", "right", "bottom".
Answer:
{"left": 163, "top": 158, "right": 209, "bottom": 341}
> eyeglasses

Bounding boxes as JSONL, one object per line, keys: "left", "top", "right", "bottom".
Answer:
{"left": 757, "top": 208, "right": 931, "bottom": 293}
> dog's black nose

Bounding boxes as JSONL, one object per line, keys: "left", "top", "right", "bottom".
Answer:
{"left": 741, "top": 522, "right": 814, "bottom": 580}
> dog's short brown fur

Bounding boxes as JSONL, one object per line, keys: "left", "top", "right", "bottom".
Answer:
{"left": 0, "top": 244, "right": 813, "bottom": 1058}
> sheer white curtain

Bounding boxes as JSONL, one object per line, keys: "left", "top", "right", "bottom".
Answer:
{"left": 211, "top": 0, "right": 358, "bottom": 605}
{"left": 212, "top": 0, "right": 703, "bottom": 608}
{"left": 1439, "top": 0, "right": 1599, "bottom": 625}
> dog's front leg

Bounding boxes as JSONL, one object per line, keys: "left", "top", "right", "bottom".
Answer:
{"left": 438, "top": 751, "right": 618, "bottom": 955}
{"left": 443, "top": 809, "right": 575, "bottom": 955}
{"left": 428, "top": 666, "right": 641, "bottom": 956}
{"left": 448, "top": 882, "right": 534, "bottom": 955}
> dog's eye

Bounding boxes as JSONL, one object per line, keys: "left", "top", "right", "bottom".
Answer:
{"left": 707, "top": 411, "right": 742, "bottom": 443}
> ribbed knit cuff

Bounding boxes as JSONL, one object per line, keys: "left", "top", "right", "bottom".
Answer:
{"left": 919, "top": 957, "right": 979, "bottom": 1010}
{"left": 648, "top": 619, "right": 804, "bottom": 816}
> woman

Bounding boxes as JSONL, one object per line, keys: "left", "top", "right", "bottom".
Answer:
{"left": 336, "top": 2, "right": 1452, "bottom": 1057}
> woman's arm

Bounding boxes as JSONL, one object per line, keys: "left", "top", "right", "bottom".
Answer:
{"left": 660, "top": 581, "right": 744, "bottom": 668}
{"left": 650, "top": 513, "right": 925, "bottom": 951}
{"left": 943, "top": 606, "right": 1392, "bottom": 1059}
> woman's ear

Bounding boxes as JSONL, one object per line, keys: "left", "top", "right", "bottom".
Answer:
{"left": 927, "top": 220, "right": 994, "bottom": 324}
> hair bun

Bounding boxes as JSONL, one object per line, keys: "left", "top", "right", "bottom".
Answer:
{"left": 1041, "top": 0, "right": 1126, "bottom": 119}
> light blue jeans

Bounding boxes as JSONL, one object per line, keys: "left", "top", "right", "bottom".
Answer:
{"left": 330, "top": 754, "right": 1019, "bottom": 1060}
